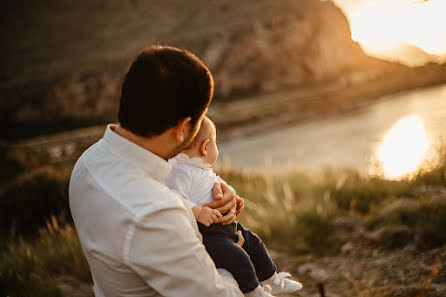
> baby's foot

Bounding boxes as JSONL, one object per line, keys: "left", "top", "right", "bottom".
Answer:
{"left": 244, "top": 285, "right": 275, "bottom": 297}
{"left": 262, "top": 272, "right": 303, "bottom": 295}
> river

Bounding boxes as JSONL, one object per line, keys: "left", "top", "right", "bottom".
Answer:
{"left": 218, "top": 83, "right": 446, "bottom": 178}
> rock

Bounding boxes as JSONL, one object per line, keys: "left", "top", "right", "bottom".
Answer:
{"left": 378, "top": 198, "right": 418, "bottom": 218}
{"left": 402, "top": 243, "right": 417, "bottom": 253}
{"left": 362, "top": 229, "right": 384, "bottom": 244}
{"left": 268, "top": 250, "right": 296, "bottom": 272}
{"left": 362, "top": 225, "right": 414, "bottom": 249}
{"left": 375, "top": 284, "right": 446, "bottom": 297}
{"left": 307, "top": 293, "right": 342, "bottom": 297}
{"left": 331, "top": 216, "right": 364, "bottom": 235}
{"left": 297, "top": 263, "right": 330, "bottom": 282}
{"left": 341, "top": 241, "right": 355, "bottom": 254}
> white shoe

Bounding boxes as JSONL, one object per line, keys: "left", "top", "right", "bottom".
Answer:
{"left": 262, "top": 272, "right": 303, "bottom": 295}
{"left": 244, "top": 285, "right": 275, "bottom": 297}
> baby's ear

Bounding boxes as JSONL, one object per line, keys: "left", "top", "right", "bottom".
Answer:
{"left": 200, "top": 139, "right": 210, "bottom": 156}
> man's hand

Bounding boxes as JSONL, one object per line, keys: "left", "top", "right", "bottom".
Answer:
{"left": 196, "top": 206, "right": 222, "bottom": 227}
{"left": 209, "top": 181, "right": 245, "bottom": 216}
{"left": 205, "top": 181, "right": 238, "bottom": 225}
{"left": 235, "top": 196, "right": 244, "bottom": 216}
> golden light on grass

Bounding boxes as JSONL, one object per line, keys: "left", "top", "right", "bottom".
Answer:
{"left": 375, "top": 115, "right": 430, "bottom": 179}
{"left": 336, "top": 0, "right": 446, "bottom": 63}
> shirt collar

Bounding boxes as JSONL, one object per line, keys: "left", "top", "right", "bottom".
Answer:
{"left": 102, "top": 124, "right": 171, "bottom": 182}
{"left": 169, "top": 153, "right": 212, "bottom": 169}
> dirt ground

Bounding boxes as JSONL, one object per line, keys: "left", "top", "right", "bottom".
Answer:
{"left": 270, "top": 244, "right": 446, "bottom": 297}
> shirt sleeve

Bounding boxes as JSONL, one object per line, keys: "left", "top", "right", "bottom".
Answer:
{"left": 165, "top": 166, "right": 198, "bottom": 208}
{"left": 126, "top": 207, "right": 243, "bottom": 297}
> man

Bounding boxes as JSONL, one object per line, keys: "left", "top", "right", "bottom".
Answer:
{"left": 69, "top": 46, "right": 249, "bottom": 296}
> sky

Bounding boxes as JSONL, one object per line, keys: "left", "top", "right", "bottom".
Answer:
{"left": 331, "top": 0, "right": 446, "bottom": 66}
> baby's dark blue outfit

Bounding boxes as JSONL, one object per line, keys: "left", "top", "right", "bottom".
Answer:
{"left": 198, "top": 221, "right": 277, "bottom": 293}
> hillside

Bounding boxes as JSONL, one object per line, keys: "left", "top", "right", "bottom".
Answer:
{"left": 1, "top": 0, "right": 446, "bottom": 140}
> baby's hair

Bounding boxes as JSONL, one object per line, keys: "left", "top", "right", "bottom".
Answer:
{"left": 185, "top": 116, "right": 215, "bottom": 150}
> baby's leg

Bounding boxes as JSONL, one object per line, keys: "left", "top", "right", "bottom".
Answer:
{"left": 237, "top": 224, "right": 303, "bottom": 295}
{"left": 236, "top": 223, "right": 277, "bottom": 282}
{"left": 202, "top": 235, "right": 260, "bottom": 293}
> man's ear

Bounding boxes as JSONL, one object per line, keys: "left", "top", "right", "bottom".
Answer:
{"left": 173, "top": 117, "right": 192, "bottom": 142}
{"left": 200, "top": 139, "right": 210, "bottom": 156}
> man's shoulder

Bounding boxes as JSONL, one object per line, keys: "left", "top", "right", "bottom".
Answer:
{"left": 104, "top": 173, "right": 188, "bottom": 220}
{"left": 72, "top": 141, "right": 187, "bottom": 219}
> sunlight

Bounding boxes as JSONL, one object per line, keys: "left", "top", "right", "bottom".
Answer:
{"left": 375, "top": 115, "right": 430, "bottom": 179}
{"left": 334, "top": 0, "right": 446, "bottom": 64}
{"left": 350, "top": 1, "right": 406, "bottom": 51}
{"left": 404, "top": 0, "right": 446, "bottom": 55}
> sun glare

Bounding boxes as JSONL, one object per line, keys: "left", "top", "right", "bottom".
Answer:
{"left": 375, "top": 115, "right": 430, "bottom": 179}
{"left": 337, "top": 0, "right": 446, "bottom": 63}
{"left": 350, "top": 1, "right": 406, "bottom": 51}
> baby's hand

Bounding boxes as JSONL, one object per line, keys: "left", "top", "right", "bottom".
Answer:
{"left": 197, "top": 206, "right": 222, "bottom": 227}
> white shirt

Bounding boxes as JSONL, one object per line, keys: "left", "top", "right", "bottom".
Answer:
{"left": 69, "top": 125, "right": 243, "bottom": 297}
{"left": 165, "top": 153, "right": 235, "bottom": 209}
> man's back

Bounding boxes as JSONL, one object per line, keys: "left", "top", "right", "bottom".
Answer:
{"left": 69, "top": 125, "right": 242, "bottom": 297}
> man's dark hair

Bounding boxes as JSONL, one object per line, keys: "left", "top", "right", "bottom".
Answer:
{"left": 118, "top": 45, "right": 214, "bottom": 138}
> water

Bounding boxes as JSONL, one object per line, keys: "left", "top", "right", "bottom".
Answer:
{"left": 218, "top": 83, "right": 446, "bottom": 175}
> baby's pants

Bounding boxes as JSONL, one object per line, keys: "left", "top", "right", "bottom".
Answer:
{"left": 198, "top": 222, "right": 276, "bottom": 293}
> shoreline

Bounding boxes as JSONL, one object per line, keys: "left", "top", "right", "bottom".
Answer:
{"left": 5, "top": 76, "right": 446, "bottom": 168}
{"left": 214, "top": 71, "right": 446, "bottom": 142}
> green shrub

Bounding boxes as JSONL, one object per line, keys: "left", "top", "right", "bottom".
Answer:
{"left": 0, "top": 221, "right": 91, "bottom": 297}
{"left": 413, "top": 145, "right": 446, "bottom": 187}
{"left": 366, "top": 199, "right": 446, "bottom": 250}
{"left": 284, "top": 211, "right": 341, "bottom": 255}
{"left": 219, "top": 169, "right": 343, "bottom": 256}
{"left": 0, "top": 145, "right": 25, "bottom": 186}
{"left": 415, "top": 201, "right": 446, "bottom": 249}
{"left": 380, "top": 225, "right": 414, "bottom": 249}
{"left": 316, "top": 169, "right": 414, "bottom": 214}
{"left": 0, "top": 168, "right": 71, "bottom": 238}
{"left": 0, "top": 255, "right": 62, "bottom": 297}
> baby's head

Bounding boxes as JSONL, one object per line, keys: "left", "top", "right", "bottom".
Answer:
{"left": 182, "top": 116, "right": 218, "bottom": 165}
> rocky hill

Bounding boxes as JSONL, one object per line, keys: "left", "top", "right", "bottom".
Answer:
{"left": 1, "top": 0, "right": 446, "bottom": 140}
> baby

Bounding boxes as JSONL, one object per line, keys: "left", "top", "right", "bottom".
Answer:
{"left": 165, "top": 117, "right": 302, "bottom": 297}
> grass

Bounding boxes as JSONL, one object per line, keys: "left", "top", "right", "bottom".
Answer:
{"left": 218, "top": 152, "right": 446, "bottom": 254}
{"left": 1, "top": 148, "right": 445, "bottom": 296}
{"left": 0, "top": 217, "right": 92, "bottom": 297}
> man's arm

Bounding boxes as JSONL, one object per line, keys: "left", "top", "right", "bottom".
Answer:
{"left": 126, "top": 207, "right": 243, "bottom": 297}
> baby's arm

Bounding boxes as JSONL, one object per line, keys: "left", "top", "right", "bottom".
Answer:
{"left": 192, "top": 206, "right": 222, "bottom": 227}
{"left": 165, "top": 165, "right": 222, "bottom": 226}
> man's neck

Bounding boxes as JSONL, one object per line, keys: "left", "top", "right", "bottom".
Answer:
{"left": 112, "top": 124, "right": 171, "bottom": 160}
